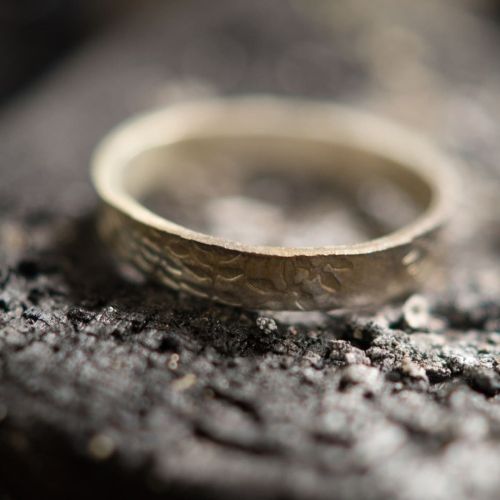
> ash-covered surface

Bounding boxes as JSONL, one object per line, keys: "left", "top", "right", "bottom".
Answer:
{"left": 1, "top": 1, "right": 500, "bottom": 499}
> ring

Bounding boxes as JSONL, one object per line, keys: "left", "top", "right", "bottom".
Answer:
{"left": 91, "top": 97, "right": 458, "bottom": 311}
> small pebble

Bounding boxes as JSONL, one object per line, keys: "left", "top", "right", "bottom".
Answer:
{"left": 401, "top": 356, "right": 428, "bottom": 380}
{"left": 403, "top": 294, "right": 430, "bottom": 330}
{"left": 168, "top": 353, "right": 180, "bottom": 370}
{"left": 256, "top": 317, "right": 278, "bottom": 334}
{"left": 172, "top": 373, "right": 197, "bottom": 392}
{"left": 88, "top": 433, "right": 115, "bottom": 460}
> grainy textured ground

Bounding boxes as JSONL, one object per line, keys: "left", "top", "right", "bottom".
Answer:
{"left": 1, "top": 1, "right": 500, "bottom": 499}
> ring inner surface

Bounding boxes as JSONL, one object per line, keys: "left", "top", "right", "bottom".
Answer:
{"left": 122, "top": 136, "right": 433, "bottom": 247}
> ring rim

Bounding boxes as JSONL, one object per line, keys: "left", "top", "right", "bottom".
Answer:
{"left": 91, "top": 96, "right": 459, "bottom": 311}
{"left": 92, "top": 97, "right": 457, "bottom": 258}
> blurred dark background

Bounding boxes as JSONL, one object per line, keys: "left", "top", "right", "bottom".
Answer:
{"left": 0, "top": 0, "right": 150, "bottom": 104}
{"left": 1, "top": 0, "right": 499, "bottom": 105}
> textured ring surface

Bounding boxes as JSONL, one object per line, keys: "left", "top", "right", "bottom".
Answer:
{"left": 91, "top": 97, "right": 458, "bottom": 311}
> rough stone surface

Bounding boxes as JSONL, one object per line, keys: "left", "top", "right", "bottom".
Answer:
{"left": 1, "top": 1, "right": 500, "bottom": 499}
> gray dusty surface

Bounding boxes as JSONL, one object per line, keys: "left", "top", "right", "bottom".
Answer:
{"left": 1, "top": 1, "right": 500, "bottom": 499}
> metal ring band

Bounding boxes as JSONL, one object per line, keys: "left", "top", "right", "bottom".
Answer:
{"left": 91, "top": 97, "right": 458, "bottom": 311}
